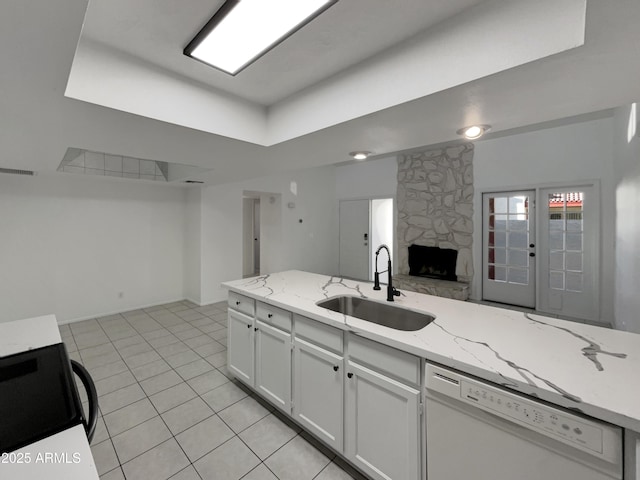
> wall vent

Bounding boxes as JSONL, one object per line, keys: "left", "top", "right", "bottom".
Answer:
{"left": 0, "top": 167, "right": 35, "bottom": 176}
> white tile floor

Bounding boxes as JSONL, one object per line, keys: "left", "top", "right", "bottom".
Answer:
{"left": 60, "top": 301, "right": 367, "bottom": 480}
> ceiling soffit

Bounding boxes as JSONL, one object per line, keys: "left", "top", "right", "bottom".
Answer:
{"left": 65, "top": 0, "right": 587, "bottom": 146}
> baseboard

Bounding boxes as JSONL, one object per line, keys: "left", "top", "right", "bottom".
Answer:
{"left": 56, "top": 296, "right": 188, "bottom": 326}
{"left": 184, "top": 296, "right": 203, "bottom": 307}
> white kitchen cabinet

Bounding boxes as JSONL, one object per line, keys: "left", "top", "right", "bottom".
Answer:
{"left": 227, "top": 309, "right": 255, "bottom": 385}
{"left": 255, "top": 320, "right": 291, "bottom": 412}
{"left": 293, "top": 337, "right": 344, "bottom": 452}
{"left": 345, "top": 360, "right": 421, "bottom": 480}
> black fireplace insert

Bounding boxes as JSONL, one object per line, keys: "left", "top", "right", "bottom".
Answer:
{"left": 408, "top": 244, "right": 458, "bottom": 281}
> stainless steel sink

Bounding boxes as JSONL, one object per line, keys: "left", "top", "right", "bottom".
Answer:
{"left": 316, "top": 296, "right": 435, "bottom": 331}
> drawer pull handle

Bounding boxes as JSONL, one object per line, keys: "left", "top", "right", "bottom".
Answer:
{"left": 268, "top": 313, "right": 273, "bottom": 318}
{"left": 333, "top": 365, "right": 339, "bottom": 372}
{"left": 347, "top": 372, "right": 353, "bottom": 378}
{"left": 236, "top": 301, "right": 241, "bottom": 306}
{"left": 254, "top": 327, "right": 258, "bottom": 332}
{"left": 247, "top": 324, "right": 251, "bottom": 329}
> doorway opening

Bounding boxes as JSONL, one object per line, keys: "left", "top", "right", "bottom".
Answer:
{"left": 242, "top": 196, "right": 260, "bottom": 278}
{"left": 339, "top": 197, "right": 394, "bottom": 283}
{"left": 242, "top": 191, "right": 283, "bottom": 278}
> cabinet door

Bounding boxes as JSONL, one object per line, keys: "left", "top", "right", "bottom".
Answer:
{"left": 345, "top": 361, "right": 421, "bottom": 480}
{"left": 227, "top": 309, "right": 254, "bottom": 386}
{"left": 255, "top": 320, "right": 291, "bottom": 413}
{"left": 293, "top": 338, "right": 344, "bottom": 452}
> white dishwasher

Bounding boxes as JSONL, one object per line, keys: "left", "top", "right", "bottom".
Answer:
{"left": 425, "top": 363, "right": 623, "bottom": 480}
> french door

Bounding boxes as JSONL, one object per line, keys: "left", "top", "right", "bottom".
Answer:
{"left": 538, "top": 186, "right": 599, "bottom": 321}
{"left": 483, "top": 185, "right": 599, "bottom": 321}
{"left": 482, "top": 191, "right": 536, "bottom": 308}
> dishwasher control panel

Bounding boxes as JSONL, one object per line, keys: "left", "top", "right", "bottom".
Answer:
{"left": 459, "top": 378, "right": 603, "bottom": 452}
{"left": 426, "top": 364, "right": 623, "bottom": 464}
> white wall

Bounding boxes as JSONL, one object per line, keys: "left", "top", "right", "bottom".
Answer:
{"left": 198, "top": 166, "right": 338, "bottom": 304}
{"left": 612, "top": 104, "right": 640, "bottom": 333}
{"left": 0, "top": 174, "right": 187, "bottom": 323}
{"left": 473, "top": 117, "right": 615, "bottom": 324}
{"left": 335, "top": 156, "right": 397, "bottom": 199}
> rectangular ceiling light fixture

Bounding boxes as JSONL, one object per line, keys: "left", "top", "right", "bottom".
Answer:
{"left": 184, "top": 0, "right": 338, "bottom": 75}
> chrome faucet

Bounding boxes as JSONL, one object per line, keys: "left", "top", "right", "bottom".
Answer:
{"left": 373, "top": 244, "right": 400, "bottom": 301}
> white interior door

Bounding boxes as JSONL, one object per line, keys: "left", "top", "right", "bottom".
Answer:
{"left": 538, "top": 186, "right": 599, "bottom": 320}
{"left": 483, "top": 191, "right": 536, "bottom": 308}
{"left": 339, "top": 200, "right": 370, "bottom": 280}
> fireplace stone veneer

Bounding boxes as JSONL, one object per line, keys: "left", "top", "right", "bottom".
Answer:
{"left": 396, "top": 144, "right": 474, "bottom": 297}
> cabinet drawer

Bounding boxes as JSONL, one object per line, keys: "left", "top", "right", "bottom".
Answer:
{"left": 294, "top": 314, "right": 343, "bottom": 355}
{"left": 256, "top": 302, "right": 292, "bottom": 332}
{"left": 348, "top": 335, "right": 420, "bottom": 386}
{"left": 228, "top": 291, "right": 255, "bottom": 317}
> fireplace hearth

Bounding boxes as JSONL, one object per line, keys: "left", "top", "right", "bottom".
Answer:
{"left": 408, "top": 244, "right": 458, "bottom": 282}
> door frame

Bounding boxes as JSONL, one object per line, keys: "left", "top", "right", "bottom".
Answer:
{"left": 477, "top": 180, "right": 601, "bottom": 320}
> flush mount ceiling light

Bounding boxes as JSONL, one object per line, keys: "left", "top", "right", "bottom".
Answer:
{"left": 184, "top": 0, "right": 338, "bottom": 76}
{"left": 456, "top": 124, "right": 491, "bottom": 140}
{"left": 349, "top": 151, "right": 371, "bottom": 161}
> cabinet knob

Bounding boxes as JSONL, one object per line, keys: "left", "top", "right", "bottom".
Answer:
{"left": 254, "top": 327, "right": 258, "bottom": 332}
{"left": 236, "top": 301, "right": 241, "bottom": 306}
{"left": 268, "top": 313, "right": 273, "bottom": 318}
{"left": 247, "top": 324, "right": 251, "bottom": 329}
{"left": 347, "top": 372, "right": 353, "bottom": 378}
{"left": 333, "top": 365, "right": 339, "bottom": 372}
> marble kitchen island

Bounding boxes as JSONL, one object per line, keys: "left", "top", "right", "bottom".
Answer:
{"left": 223, "top": 270, "right": 640, "bottom": 479}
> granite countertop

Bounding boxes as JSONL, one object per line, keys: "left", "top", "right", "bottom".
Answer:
{"left": 223, "top": 270, "right": 640, "bottom": 432}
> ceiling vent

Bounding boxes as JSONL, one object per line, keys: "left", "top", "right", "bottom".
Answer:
{"left": 0, "top": 167, "right": 35, "bottom": 176}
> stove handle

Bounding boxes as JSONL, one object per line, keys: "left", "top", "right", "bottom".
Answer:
{"left": 71, "top": 360, "right": 99, "bottom": 444}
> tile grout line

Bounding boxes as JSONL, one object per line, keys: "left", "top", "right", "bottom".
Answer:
{"left": 70, "top": 300, "right": 357, "bottom": 480}
{"left": 81, "top": 302, "right": 259, "bottom": 479}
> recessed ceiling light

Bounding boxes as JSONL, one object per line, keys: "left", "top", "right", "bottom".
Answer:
{"left": 184, "top": 0, "right": 338, "bottom": 76}
{"left": 350, "top": 151, "right": 371, "bottom": 161}
{"left": 456, "top": 124, "right": 491, "bottom": 140}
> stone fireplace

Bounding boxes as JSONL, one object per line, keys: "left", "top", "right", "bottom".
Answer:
{"left": 394, "top": 144, "right": 474, "bottom": 300}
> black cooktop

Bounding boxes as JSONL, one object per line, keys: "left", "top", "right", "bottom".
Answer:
{"left": 0, "top": 342, "right": 85, "bottom": 453}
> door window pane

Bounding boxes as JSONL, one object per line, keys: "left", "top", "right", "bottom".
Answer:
{"left": 567, "top": 216, "right": 583, "bottom": 232}
{"left": 508, "top": 268, "right": 528, "bottom": 285}
{"left": 508, "top": 250, "right": 528, "bottom": 267}
{"left": 494, "top": 266, "right": 507, "bottom": 282}
{"left": 549, "top": 231, "right": 564, "bottom": 250}
{"left": 494, "top": 215, "right": 507, "bottom": 231}
{"left": 550, "top": 271, "right": 565, "bottom": 290}
{"left": 508, "top": 232, "right": 528, "bottom": 249}
{"left": 494, "top": 197, "right": 508, "bottom": 213}
{"left": 566, "top": 252, "right": 583, "bottom": 272}
{"left": 494, "top": 248, "right": 506, "bottom": 265}
{"left": 566, "top": 233, "right": 583, "bottom": 251}
{"left": 566, "top": 273, "right": 583, "bottom": 292}
{"left": 549, "top": 251, "right": 564, "bottom": 270}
